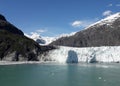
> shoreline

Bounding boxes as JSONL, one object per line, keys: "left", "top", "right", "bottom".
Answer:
{"left": 0, "top": 61, "right": 46, "bottom": 65}
{"left": 0, "top": 61, "right": 119, "bottom": 66}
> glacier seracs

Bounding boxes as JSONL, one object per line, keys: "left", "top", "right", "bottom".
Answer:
{"left": 43, "top": 46, "right": 120, "bottom": 63}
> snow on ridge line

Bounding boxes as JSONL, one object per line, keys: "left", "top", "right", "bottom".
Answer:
{"left": 85, "top": 12, "right": 120, "bottom": 29}
{"left": 25, "top": 32, "right": 77, "bottom": 45}
{"left": 41, "top": 32, "right": 77, "bottom": 45}
{"left": 45, "top": 46, "right": 120, "bottom": 63}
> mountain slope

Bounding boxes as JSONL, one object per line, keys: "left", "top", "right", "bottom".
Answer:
{"left": 51, "top": 12, "right": 120, "bottom": 47}
{"left": 0, "top": 14, "right": 24, "bottom": 35}
{"left": 0, "top": 14, "right": 55, "bottom": 61}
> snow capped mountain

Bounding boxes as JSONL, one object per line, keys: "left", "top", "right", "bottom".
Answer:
{"left": 25, "top": 32, "right": 76, "bottom": 45}
{"left": 25, "top": 33, "right": 46, "bottom": 44}
{"left": 51, "top": 12, "right": 120, "bottom": 47}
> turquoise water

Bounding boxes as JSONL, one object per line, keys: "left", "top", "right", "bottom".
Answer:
{"left": 0, "top": 63, "right": 120, "bottom": 86}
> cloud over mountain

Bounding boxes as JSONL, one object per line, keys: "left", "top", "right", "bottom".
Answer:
{"left": 71, "top": 19, "right": 98, "bottom": 28}
{"left": 103, "top": 10, "right": 112, "bottom": 16}
{"left": 71, "top": 20, "right": 82, "bottom": 27}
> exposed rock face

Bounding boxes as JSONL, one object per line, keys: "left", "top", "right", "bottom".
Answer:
{"left": 0, "top": 14, "right": 55, "bottom": 61}
{"left": 51, "top": 13, "right": 120, "bottom": 47}
{"left": 36, "top": 39, "right": 46, "bottom": 44}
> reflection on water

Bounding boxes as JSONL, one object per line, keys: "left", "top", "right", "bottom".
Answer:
{"left": 0, "top": 63, "right": 120, "bottom": 86}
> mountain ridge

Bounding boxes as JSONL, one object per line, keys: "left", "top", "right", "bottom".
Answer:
{"left": 86, "top": 12, "right": 120, "bottom": 29}
{"left": 50, "top": 12, "right": 120, "bottom": 47}
{"left": 0, "top": 14, "right": 24, "bottom": 35}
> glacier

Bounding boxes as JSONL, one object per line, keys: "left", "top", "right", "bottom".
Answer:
{"left": 43, "top": 46, "right": 120, "bottom": 63}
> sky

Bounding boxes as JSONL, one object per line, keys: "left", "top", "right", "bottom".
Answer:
{"left": 0, "top": 0, "right": 120, "bottom": 37}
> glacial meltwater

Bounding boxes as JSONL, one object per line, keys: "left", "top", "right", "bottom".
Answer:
{"left": 0, "top": 63, "right": 120, "bottom": 86}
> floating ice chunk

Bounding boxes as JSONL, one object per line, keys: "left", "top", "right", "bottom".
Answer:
{"left": 98, "top": 77, "right": 102, "bottom": 80}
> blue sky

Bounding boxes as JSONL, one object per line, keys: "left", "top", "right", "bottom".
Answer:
{"left": 0, "top": 0, "right": 120, "bottom": 37}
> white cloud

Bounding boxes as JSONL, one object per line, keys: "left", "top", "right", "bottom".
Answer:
{"left": 108, "top": 4, "right": 113, "bottom": 7}
{"left": 103, "top": 10, "right": 112, "bottom": 16}
{"left": 71, "top": 21, "right": 82, "bottom": 27}
{"left": 36, "top": 29, "right": 47, "bottom": 33}
{"left": 116, "top": 4, "right": 120, "bottom": 7}
{"left": 71, "top": 19, "right": 98, "bottom": 28}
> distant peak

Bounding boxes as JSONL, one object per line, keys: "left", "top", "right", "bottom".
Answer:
{"left": 0, "top": 14, "right": 6, "bottom": 21}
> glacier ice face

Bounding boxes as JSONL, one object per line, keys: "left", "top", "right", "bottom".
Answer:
{"left": 44, "top": 46, "right": 120, "bottom": 63}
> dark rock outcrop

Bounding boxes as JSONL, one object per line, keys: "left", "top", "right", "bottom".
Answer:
{"left": 36, "top": 39, "right": 46, "bottom": 44}
{"left": 0, "top": 14, "right": 24, "bottom": 35}
{"left": 51, "top": 13, "right": 120, "bottom": 47}
{"left": 0, "top": 14, "right": 6, "bottom": 21}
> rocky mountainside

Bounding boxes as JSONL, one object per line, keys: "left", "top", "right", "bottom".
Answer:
{"left": 51, "top": 12, "right": 120, "bottom": 47}
{"left": 0, "top": 14, "right": 55, "bottom": 61}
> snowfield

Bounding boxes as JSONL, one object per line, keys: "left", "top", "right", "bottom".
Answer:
{"left": 44, "top": 46, "right": 120, "bottom": 63}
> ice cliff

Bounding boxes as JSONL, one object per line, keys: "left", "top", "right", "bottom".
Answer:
{"left": 44, "top": 46, "right": 120, "bottom": 63}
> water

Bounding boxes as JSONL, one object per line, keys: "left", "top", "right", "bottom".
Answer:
{"left": 0, "top": 63, "right": 120, "bottom": 86}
